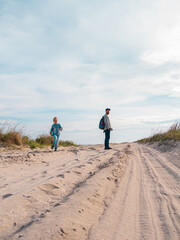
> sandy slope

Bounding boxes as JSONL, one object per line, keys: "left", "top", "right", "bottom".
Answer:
{"left": 0, "top": 143, "right": 179, "bottom": 240}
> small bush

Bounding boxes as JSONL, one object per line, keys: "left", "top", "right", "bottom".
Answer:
{"left": 26, "top": 139, "right": 43, "bottom": 149}
{"left": 22, "top": 136, "right": 30, "bottom": 144}
{"left": 59, "top": 140, "right": 78, "bottom": 147}
{"left": 35, "top": 135, "right": 53, "bottom": 145}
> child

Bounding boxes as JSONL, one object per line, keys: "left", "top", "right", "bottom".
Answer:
{"left": 50, "top": 117, "right": 63, "bottom": 151}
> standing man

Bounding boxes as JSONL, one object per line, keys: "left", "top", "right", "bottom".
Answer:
{"left": 104, "top": 108, "right": 113, "bottom": 150}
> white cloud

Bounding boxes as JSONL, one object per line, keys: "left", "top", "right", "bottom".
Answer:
{"left": 140, "top": 0, "right": 180, "bottom": 65}
{"left": 0, "top": 0, "right": 180, "bottom": 143}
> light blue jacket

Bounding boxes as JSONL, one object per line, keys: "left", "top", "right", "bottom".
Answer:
{"left": 50, "top": 123, "right": 63, "bottom": 136}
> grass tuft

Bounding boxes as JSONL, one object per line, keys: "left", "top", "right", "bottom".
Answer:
{"left": 59, "top": 140, "right": 78, "bottom": 147}
{"left": 0, "top": 122, "right": 23, "bottom": 146}
{"left": 138, "top": 123, "right": 180, "bottom": 143}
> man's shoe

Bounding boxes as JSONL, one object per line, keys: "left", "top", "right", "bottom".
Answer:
{"left": 108, "top": 147, "right": 112, "bottom": 149}
{"left": 51, "top": 145, "right": 54, "bottom": 149}
{"left": 55, "top": 149, "right": 57, "bottom": 151}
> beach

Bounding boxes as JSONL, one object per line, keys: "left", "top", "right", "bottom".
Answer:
{"left": 0, "top": 143, "right": 180, "bottom": 240}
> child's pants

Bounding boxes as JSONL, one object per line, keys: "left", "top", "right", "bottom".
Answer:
{"left": 52, "top": 135, "right": 60, "bottom": 150}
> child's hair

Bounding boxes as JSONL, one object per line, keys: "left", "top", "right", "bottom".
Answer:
{"left": 53, "top": 117, "right": 57, "bottom": 122}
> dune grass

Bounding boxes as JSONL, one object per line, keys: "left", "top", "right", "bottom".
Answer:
{"left": 138, "top": 123, "right": 180, "bottom": 143}
{"left": 35, "top": 135, "right": 78, "bottom": 148}
{"left": 0, "top": 122, "right": 77, "bottom": 149}
{"left": 0, "top": 122, "right": 23, "bottom": 146}
{"left": 22, "top": 136, "right": 44, "bottom": 149}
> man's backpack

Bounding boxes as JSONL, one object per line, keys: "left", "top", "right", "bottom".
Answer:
{"left": 99, "top": 116, "right": 105, "bottom": 130}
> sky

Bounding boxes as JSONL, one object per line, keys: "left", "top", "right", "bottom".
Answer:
{"left": 0, "top": 0, "right": 180, "bottom": 144}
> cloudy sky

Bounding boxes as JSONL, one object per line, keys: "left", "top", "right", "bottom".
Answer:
{"left": 0, "top": 0, "right": 180, "bottom": 144}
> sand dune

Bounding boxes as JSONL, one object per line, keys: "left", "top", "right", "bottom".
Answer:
{"left": 0, "top": 143, "right": 179, "bottom": 240}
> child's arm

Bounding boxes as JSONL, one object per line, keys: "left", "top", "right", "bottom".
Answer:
{"left": 50, "top": 126, "right": 53, "bottom": 135}
{"left": 59, "top": 124, "right": 63, "bottom": 131}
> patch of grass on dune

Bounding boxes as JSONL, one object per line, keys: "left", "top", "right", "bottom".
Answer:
{"left": 35, "top": 135, "right": 78, "bottom": 147}
{"left": 59, "top": 140, "right": 78, "bottom": 147}
{"left": 22, "top": 136, "right": 43, "bottom": 149}
{"left": 0, "top": 122, "right": 77, "bottom": 149}
{"left": 138, "top": 123, "right": 180, "bottom": 143}
{"left": 0, "top": 122, "right": 23, "bottom": 147}
{"left": 35, "top": 135, "right": 53, "bottom": 145}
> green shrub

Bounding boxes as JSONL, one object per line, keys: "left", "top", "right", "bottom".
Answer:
{"left": 22, "top": 136, "right": 30, "bottom": 144}
{"left": 59, "top": 140, "right": 78, "bottom": 147}
{"left": 35, "top": 135, "right": 53, "bottom": 145}
{"left": 26, "top": 139, "right": 43, "bottom": 149}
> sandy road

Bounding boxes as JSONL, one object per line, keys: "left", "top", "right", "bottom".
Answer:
{"left": 0, "top": 143, "right": 179, "bottom": 240}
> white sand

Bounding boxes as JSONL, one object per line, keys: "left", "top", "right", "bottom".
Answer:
{"left": 0, "top": 143, "right": 179, "bottom": 240}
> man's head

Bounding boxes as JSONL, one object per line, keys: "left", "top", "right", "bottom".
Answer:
{"left": 105, "top": 108, "right": 111, "bottom": 115}
{"left": 53, "top": 117, "right": 58, "bottom": 124}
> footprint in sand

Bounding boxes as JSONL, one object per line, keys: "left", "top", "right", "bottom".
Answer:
{"left": 68, "top": 149, "right": 79, "bottom": 154}
{"left": 89, "top": 171, "right": 95, "bottom": 176}
{"left": 77, "top": 164, "right": 85, "bottom": 168}
{"left": 2, "top": 193, "right": 13, "bottom": 199}
{"left": 57, "top": 174, "right": 65, "bottom": 178}
{"left": 43, "top": 184, "right": 59, "bottom": 189}
{"left": 0, "top": 183, "right": 8, "bottom": 189}
{"left": 74, "top": 171, "right": 82, "bottom": 175}
{"left": 39, "top": 184, "right": 60, "bottom": 195}
{"left": 96, "top": 159, "right": 101, "bottom": 162}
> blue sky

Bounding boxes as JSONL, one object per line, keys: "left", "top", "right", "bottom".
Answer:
{"left": 0, "top": 0, "right": 180, "bottom": 144}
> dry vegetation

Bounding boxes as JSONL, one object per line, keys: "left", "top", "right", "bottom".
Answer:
{"left": 0, "top": 122, "right": 77, "bottom": 149}
{"left": 138, "top": 123, "right": 180, "bottom": 143}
